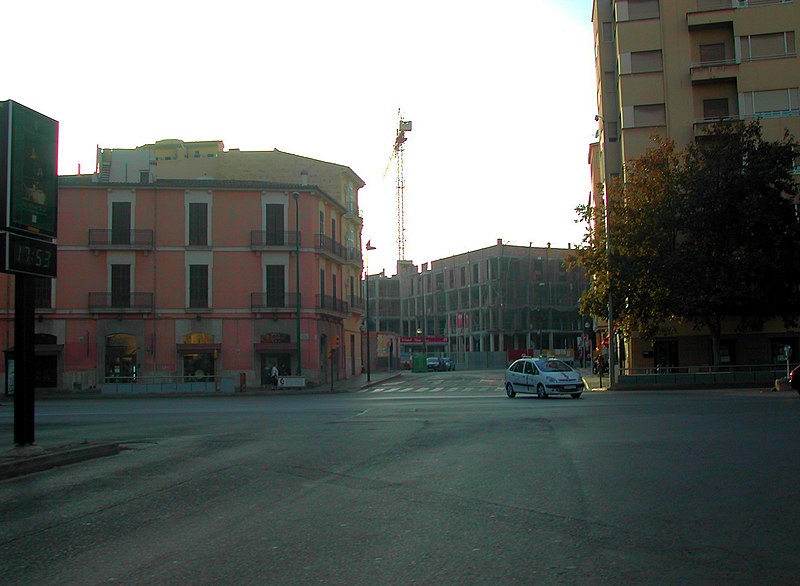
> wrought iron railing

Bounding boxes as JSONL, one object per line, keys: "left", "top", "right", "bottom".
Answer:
{"left": 88, "top": 292, "right": 154, "bottom": 311}
{"left": 250, "top": 230, "right": 300, "bottom": 248}
{"left": 316, "top": 294, "right": 348, "bottom": 313}
{"left": 88, "top": 229, "right": 154, "bottom": 249}
{"left": 315, "top": 234, "right": 349, "bottom": 261}
{"left": 250, "top": 292, "right": 300, "bottom": 311}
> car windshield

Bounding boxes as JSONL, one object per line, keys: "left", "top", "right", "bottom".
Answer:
{"left": 536, "top": 359, "right": 572, "bottom": 372}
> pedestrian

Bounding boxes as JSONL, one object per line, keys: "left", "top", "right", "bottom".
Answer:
{"left": 270, "top": 364, "right": 279, "bottom": 389}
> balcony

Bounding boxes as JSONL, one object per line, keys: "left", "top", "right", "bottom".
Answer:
{"left": 687, "top": 2, "right": 734, "bottom": 28}
{"left": 347, "top": 246, "right": 363, "bottom": 266}
{"left": 690, "top": 60, "right": 739, "bottom": 84}
{"left": 250, "top": 230, "right": 299, "bottom": 250}
{"left": 88, "top": 229, "right": 154, "bottom": 251}
{"left": 251, "top": 292, "right": 300, "bottom": 312}
{"left": 315, "top": 234, "right": 349, "bottom": 262}
{"left": 88, "top": 292, "right": 154, "bottom": 313}
{"left": 350, "top": 296, "right": 365, "bottom": 314}
{"left": 316, "top": 294, "right": 349, "bottom": 316}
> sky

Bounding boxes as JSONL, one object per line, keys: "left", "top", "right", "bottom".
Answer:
{"left": 3, "top": 0, "right": 597, "bottom": 277}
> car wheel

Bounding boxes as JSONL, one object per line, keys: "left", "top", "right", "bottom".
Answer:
{"left": 506, "top": 383, "right": 516, "bottom": 398}
{"left": 537, "top": 383, "right": 548, "bottom": 399}
{"left": 571, "top": 392, "right": 582, "bottom": 399}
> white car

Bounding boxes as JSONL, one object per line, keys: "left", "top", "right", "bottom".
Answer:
{"left": 504, "top": 357, "right": 585, "bottom": 399}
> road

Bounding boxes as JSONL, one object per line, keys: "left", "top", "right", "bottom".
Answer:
{"left": 1, "top": 371, "right": 799, "bottom": 584}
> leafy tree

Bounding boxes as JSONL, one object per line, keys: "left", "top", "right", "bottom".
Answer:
{"left": 569, "top": 121, "right": 800, "bottom": 364}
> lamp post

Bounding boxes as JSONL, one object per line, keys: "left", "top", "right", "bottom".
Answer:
{"left": 596, "top": 113, "right": 615, "bottom": 386}
{"left": 293, "top": 192, "right": 302, "bottom": 375}
{"left": 365, "top": 242, "right": 376, "bottom": 381}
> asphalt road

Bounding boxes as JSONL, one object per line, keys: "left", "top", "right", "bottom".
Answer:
{"left": 1, "top": 371, "right": 799, "bottom": 585}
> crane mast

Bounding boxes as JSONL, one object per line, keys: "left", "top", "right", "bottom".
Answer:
{"left": 393, "top": 111, "right": 412, "bottom": 261}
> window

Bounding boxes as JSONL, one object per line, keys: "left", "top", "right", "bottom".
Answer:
{"left": 111, "top": 264, "right": 131, "bottom": 308}
{"left": 111, "top": 202, "right": 131, "bottom": 245}
{"left": 139, "top": 171, "right": 150, "bottom": 184}
{"left": 630, "top": 50, "right": 663, "bottom": 73}
{"left": 265, "top": 265, "right": 285, "bottom": 307}
{"left": 627, "top": 104, "right": 666, "bottom": 126}
{"left": 703, "top": 98, "right": 730, "bottom": 119}
{"left": 331, "top": 217, "right": 336, "bottom": 241}
{"left": 607, "top": 121, "right": 619, "bottom": 142}
{"left": 188, "top": 203, "right": 208, "bottom": 246}
{"left": 604, "top": 71, "right": 617, "bottom": 92}
{"left": 319, "top": 211, "right": 324, "bottom": 237}
{"left": 34, "top": 277, "right": 52, "bottom": 309}
{"left": 618, "top": 0, "right": 659, "bottom": 21}
{"left": 602, "top": 22, "right": 614, "bottom": 43}
{"left": 265, "top": 204, "right": 284, "bottom": 245}
{"left": 699, "top": 43, "right": 726, "bottom": 63}
{"left": 189, "top": 264, "right": 209, "bottom": 308}
{"left": 320, "top": 269, "right": 326, "bottom": 298}
{"left": 741, "top": 32, "right": 796, "bottom": 60}
{"left": 741, "top": 88, "right": 800, "bottom": 116}
{"left": 346, "top": 183, "right": 356, "bottom": 214}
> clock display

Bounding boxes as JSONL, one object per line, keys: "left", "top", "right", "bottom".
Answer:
{"left": 1, "top": 232, "right": 57, "bottom": 277}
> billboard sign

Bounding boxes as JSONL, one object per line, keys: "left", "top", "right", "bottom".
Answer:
{"left": 0, "top": 100, "right": 58, "bottom": 239}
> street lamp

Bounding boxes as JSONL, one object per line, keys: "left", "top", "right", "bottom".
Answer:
{"left": 365, "top": 241, "right": 376, "bottom": 381}
{"left": 293, "top": 192, "right": 302, "bottom": 375}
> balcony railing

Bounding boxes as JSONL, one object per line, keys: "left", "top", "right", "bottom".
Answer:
{"left": 88, "top": 229, "right": 154, "bottom": 250}
{"left": 250, "top": 230, "right": 300, "bottom": 249}
{"left": 347, "top": 246, "right": 363, "bottom": 265}
{"left": 251, "top": 292, "right": 300, "bottom": 312}
{"left": 316, "top": 294, "right": 348, "bottom": 314}
{"left": 689, "top": 59, "right": 739, "bottom": 83}
{"left": 350, "top": 296, "right": 365, "bottom": 312}
{"left": 315, "top": 234, "right": 349, "bottom": 261}
{"left": 88, "top": 292, "right": 154, "bottom": 312}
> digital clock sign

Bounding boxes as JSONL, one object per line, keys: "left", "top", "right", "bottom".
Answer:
{"left": 0, "top": 232, "right": 57, "bottom": 278}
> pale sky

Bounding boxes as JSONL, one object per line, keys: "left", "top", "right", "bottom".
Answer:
{"left": 3, "top": 0, "right": 597, "bottom": 276}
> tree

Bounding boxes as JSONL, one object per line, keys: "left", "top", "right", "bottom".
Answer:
{"left": 569, "top": 121, "right": 800, "bottom": 364}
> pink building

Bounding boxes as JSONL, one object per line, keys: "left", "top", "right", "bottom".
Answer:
{"left": 0, "top": 170, "right": 367, "bottom": 391}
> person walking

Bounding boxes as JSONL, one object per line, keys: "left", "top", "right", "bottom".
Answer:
{"left": 270, "top": 364, "right": 279, "bottom": 389}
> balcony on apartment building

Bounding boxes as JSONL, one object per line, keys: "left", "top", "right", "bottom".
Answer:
{"left": 315, "top": 234, "right": 349, "bottom": 262}
{"left": 250, "top": 230, "right": 299, "bottom": 250}
{"left": 690, "top": 58, "right": 739, "bottom": 83}
{"left": 316, "top": 294, "right": 349, "bottom": 316}
{"left": 88, "top": 292, "right": 155, "bottom": 313}
{"left": 688, "top": 0, "right": 790, "bottom": 27}
{"left": 250, "top": 292, "right": 300, "bottom": 313}
{"left": 88, "top": 229, "right": 154, "bottom": 252}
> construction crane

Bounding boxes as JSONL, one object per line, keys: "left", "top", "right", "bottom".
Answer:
{"left": 384, "top": 109, "right": 412, "bottom": 261}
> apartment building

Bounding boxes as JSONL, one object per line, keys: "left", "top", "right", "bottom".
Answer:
{"left": 591, "top": 0, "right": 800, "bottom": 370}
{"left": 0, "top": 141, "right": 366, "bottom": 391}
{"left": 366, "top": 241, "right": 589, "bottom": 366}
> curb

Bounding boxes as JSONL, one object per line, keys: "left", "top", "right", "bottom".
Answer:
{"left": 0, "top": 441, "right": 120, "bottom": 481}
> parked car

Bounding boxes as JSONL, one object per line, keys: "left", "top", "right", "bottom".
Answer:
{"left": 504, "top": 357, "right": 584, "bottom": 399}
{"left": 440, "top": 357, "right": 455, "bottom": 371}
{"left": 426, "top": 357, "right": 444, "bottom": 371}
{"left": 789, "top": 365, "right": 800, "bottom": 394}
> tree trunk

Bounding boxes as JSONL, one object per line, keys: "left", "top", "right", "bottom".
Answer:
{"left": 709, "top": 316, "right": 722, "bottom": 366}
